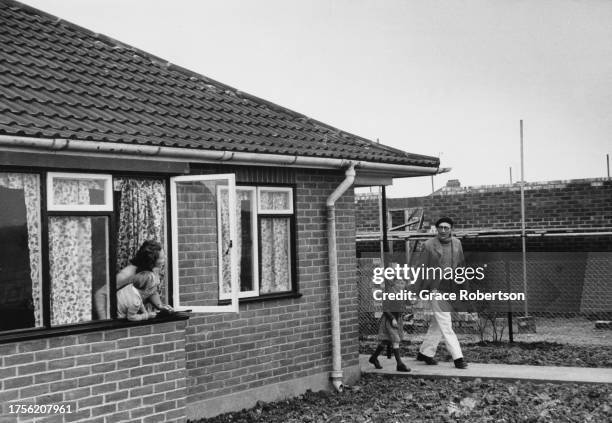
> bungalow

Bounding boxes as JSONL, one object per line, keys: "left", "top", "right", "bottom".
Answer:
{"left": 0, "top": 1, "right": 441, "bottom": 421}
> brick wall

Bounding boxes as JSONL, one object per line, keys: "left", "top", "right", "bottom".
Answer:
{"left": 355, "top": 193, "right": 380, "bottom": 233}
{"left": 389, "top": 178, "right": 612, "bottom": 231}
{"left": 175, "top": 182, "right": 220, "bottom": 307}
{"left": 357, "top": 178, "right": 612, "bottom": 253}
{"left": 0, "top": 320, "right": 187, "bottom": 422}
{"left": 183, "top": 168, "right": 359, "bottom": 407}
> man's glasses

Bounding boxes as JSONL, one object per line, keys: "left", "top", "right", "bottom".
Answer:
{"left": 437, "top": 225, "right": 452, "bottom": 231}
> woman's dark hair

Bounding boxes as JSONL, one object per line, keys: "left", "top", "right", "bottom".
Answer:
{"left": 131, "top": 240, "right": 162, "bottom": 273}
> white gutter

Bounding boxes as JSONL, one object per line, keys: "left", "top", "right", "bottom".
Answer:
{"left": 0, "top": 135, "right": 442, "bottom": 177}
{"left": 326, "top": 164, "right": 356, "bottom": 392}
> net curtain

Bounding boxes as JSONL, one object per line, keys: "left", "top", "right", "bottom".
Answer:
{"left": 259, "top": 192, "right": 290, "bottom": 293}
{"left": 49, "top": 180, "right": 96, "bottom": 325}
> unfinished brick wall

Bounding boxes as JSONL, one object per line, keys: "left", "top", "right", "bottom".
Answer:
{"left": 388, "top": 178, "right": 612, "bottom": 230}
{"left": 183, "top": 168, "right": 358, "bottom": 405}
{"left": 355, "top": 193, "right": 380, "bottom": 233}
{"left": 0, "top": 320, "right": 187, "bottom": 422}
{"left": 357, "top": 178, "right": 612, "bottom": 253}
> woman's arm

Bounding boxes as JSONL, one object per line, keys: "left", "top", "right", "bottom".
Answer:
{"left": 126, "top": 297, "right": 157, "bottom": 321}
{"left": 93, "top": 287, "right": 108, "bottom": 319}
{"left": 116, "top": 265, "right": 137, "bottom": 289}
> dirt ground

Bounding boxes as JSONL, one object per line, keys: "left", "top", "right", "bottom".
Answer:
{"left": 194, "top": 374, "right": 612, "bottom": 423}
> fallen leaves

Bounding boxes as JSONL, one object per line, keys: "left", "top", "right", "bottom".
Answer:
{"left": 192, "top": 375, "right": 612, "bottom": 423}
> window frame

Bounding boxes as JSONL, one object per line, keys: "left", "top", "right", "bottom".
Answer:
{"left": 0, "top": 168, "right": 189, "bottom": 343}
{"left": 47, "top": 172, "right": 113, "bottom": 212}
{"left": 0, "top": 169, "right": 118, "bottom": 338}
{"left": 169, "top": 173, "right": 239, "bottom": 313}
{"left": 257, "top": 186, "right": 294, "bottom": 214}
{"left": 218, "top": 184, "right": 298, "bottom": 302}
{"left": 44, "top": 172, "right": 117, "bottom": 327}
{"left": 218, "top": 186, "right": 259, "bottom": 300}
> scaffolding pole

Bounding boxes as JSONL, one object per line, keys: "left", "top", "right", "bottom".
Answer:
{"left": 520, "top": 120, "right": 528, "bottom": 316}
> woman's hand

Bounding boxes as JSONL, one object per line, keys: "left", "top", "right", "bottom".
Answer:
{"left": 391, "top": 318, "right": 398, "bottom": 328}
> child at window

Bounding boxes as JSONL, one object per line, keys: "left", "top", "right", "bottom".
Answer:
{"left": 117, "top": 271, "right": 159, "bottom": 321}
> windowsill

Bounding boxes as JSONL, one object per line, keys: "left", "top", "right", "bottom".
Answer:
{"left": 218, "top": 291, "right": 302, "bottom": 305}
{"left": 0, "top": 313, "right": 190, "bottom": 345}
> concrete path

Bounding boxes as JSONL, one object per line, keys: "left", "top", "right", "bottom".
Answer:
{"left": 359, "top": 354, "right": 612, "bottom": 385}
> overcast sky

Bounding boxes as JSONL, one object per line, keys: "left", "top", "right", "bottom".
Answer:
{"left": 21, "top": 0, "right": 612, "bottom": 197}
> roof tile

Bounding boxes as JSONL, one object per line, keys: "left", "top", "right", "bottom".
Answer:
{"left": 0, "top": 0, "right": 439, "bottom": 167}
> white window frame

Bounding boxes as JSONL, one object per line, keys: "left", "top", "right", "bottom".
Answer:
{"left": 218, "top": 186, "right": 259, "bottom": 299}
{"left": 257, "top": 187, "right": 293, "bottom": 214}
{"left": 47, "top": 172, "right": 113, "bottom": 212}
{"left": 170, "top": 174, "right": 238, "bottom": 313}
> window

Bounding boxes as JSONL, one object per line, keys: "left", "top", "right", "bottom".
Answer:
{"left": 47, "top": 172, "right": 112, "bottom": 211}
{"left": 0, "top": 171, "right": 112, "bottom": 332}
{"left": 219, "top": 187, "right": 258, "bottom": 299}
{"left": 0, "top": 171, "right": 173, "bottom": 337}
{"left": 220, "top": 186, "right": 295, "bottom": 299}
{"left": 47, "top": 173, "right": 113, "bottom": 325}
{"left": 170, "top": 174, "right": 239, "bottom": 313}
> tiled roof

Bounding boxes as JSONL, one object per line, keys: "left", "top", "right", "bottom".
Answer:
{"left": 0, "top": 0, "right": 439, "bottom": 168}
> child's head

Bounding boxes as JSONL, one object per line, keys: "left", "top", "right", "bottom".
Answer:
{"left": 132, "top": 271, "right": 158, "bottom": 298}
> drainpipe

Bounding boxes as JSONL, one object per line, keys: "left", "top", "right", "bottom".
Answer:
{"left": 326, "top": 164, "right": 356, "bottom": 392}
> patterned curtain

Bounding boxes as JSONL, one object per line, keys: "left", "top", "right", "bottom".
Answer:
{"left": 49, "top": 216, "right": 93, "bottom": 325}
{"left": 259, "top": 191, "right": 291, "bottom": 293}
{"left": 260, "top": 190, "right": 289, "bottom": 210}
{"left": 220, "top": 189, "right": 251, "bottom": 295}
{"left": 115, "top": 178, "right": 166, "bottom": 294}
{"left": 0, "top": 173, "right": 42, "bottom": 326}
{"left": 49, "top": 179, "right": 94, "bottom": 325}
{"left": 53, "top": 178, "right": 103, "bottom": 206}
{"left": 260, "top": 218, "right": 290, "bottom": 293}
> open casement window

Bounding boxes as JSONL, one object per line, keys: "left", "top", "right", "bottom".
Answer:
{"left": 218, "top": 186, "right": 258, "bottom": 299}
{"left": 170, "top": 174, "right": 239, "bottom": 313}
{"left": 218, "top": 186, "right": 294, "bottom": 299}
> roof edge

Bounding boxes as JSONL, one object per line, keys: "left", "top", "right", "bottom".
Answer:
{"left": 0, "top": 134, "right": 441, "bottom": 177}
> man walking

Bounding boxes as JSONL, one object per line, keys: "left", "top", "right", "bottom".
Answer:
{"left": 415, "top": 217, "right": 468, "bottom": 369}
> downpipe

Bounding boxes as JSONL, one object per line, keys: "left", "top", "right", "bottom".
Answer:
{"left": 326, "top": 164, "right": 356, "bottom": 392}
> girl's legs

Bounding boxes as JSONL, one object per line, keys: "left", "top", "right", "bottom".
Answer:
{"left": 368, "top": 341, "right": 387, "bottom": 369}
{"left": 391, "top": 341, "right": 409, "bottom": 372}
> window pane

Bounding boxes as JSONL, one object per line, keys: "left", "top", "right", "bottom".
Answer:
{"left": 259, "top": 189, "right": 291, "bottom": 211}
{"left": 260, "top": 217, "right": 291, "bottom": 293}
{"left": 0, "top": 173, "right": 42, "bottom": 331}
{"left": 220, "top": 189, "right": 256, "bottom": 296}
{"left": 115, "top": 178, "right": 167, "bottom": 303}
{"left": 174, "top": 179, "right": 225, "bottom": 307}
{"left": 52, "top": 176, "right": 107, "bottom": 206}
{"left": 49, "top": 216, "right": 109, "bottom": 325}
{"left": 48, "top": 173, "right": 112, "bottom": 212}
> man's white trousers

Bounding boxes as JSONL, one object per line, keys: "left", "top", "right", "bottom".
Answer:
{"left": 419, "top": 298, "right": 463, "bottom": 360}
